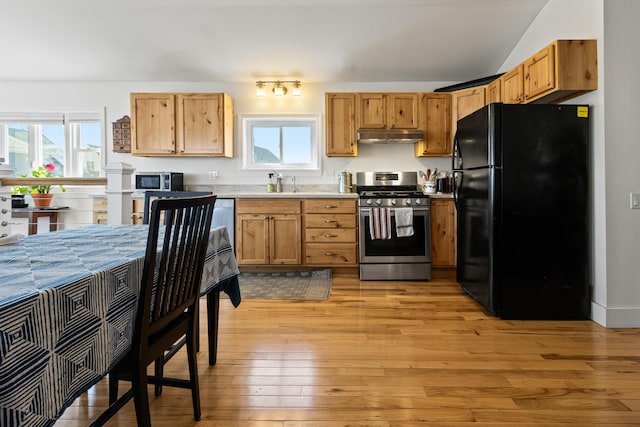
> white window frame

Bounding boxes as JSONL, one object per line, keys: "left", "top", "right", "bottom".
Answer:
{"left": 240, "top": 114, "right": 322, "bottom": 171}
{"left": 0, "top": 110, "right": 106, "bottom": 177}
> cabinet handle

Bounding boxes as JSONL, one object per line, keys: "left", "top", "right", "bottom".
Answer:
{"left": 324, "top": 252, "right": 338, "bottom": 256}
{"left": 1, "top": 209, "right": 7, "bottom": 214}
{"left": 324, "top": 219, "right": 337, "bottom": 223}
{"left": 324, "top": 205, "right": 338, "bottom": 209}
{"left": 323, "top": 233, "right": 337, "bottom": 238}
{"left": 0, "top": 196, "right": 6, "bottom": 201}
{"left": 1, "top": 221, "right": 8, "bottom": 227}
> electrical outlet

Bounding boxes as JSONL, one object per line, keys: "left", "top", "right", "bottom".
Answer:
{"left": 631, "top": 192, "right": 640, "bottom": 209}
{"left": 208, "top": 170, "right": 219, "bottom": 179}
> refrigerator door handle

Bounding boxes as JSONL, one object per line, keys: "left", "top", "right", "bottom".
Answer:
{"left": 452, "top": 133, "right": 462, "bottom": 207}
{"left": 452, "top": 132, "right": 462, "bottom": 171}
{"left": 452, "top": 170, "right": 462, "bottom": 206}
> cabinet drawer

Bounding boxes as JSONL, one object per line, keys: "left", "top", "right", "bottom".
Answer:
{"left": 304, "top": 199, "right": 356, "bottom": 214}
{"left": 305, "top": 244, "right": 357, "bottom": 265}
{"left": 305, "top": 213, "right": 356, "bottom": 229}
{"left": 237, "top": 198, "right": 301, "bottom": 214}
{"left": 305, "top": 228, "right": 356, "bottom": 243}
{"left": 92, "top": 198, "right": 107, "bottom": 212}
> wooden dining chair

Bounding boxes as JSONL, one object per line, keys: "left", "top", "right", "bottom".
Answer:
{"left": 142, "top": 190, "right": 212, "bottom": 225}
{"left": 91, "top": 194, "right": 216, "bottom": 427}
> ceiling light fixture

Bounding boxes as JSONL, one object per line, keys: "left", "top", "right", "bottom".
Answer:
{"left": 255, "top": 80, "right": 302, "bottom": 98}
{"left": 255, "top": 81, "right": 266, "bottom": 98}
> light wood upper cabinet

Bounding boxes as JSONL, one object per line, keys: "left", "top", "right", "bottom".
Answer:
{"left": 502, "top": 64, "right": 525, "bottom": 104}
{"left": 452, "top": 87, "right": 486, "bottom": 121}
{"left": 131, "top": 93, "right": 176, "bottom": 155}
{"left": 326, "top": 93, "right": 357, "bottom": 157}
{"left": 131, "top": 92, "right": 233, "bottom": 157}
{"left": 523, "top": 44, "right": 555, "bottom": 101}
{"left": 450, "top": 87, "right": 485, "bottom": 149}
{"left": 358, "top": 93, "right": 419, "bottom": 129}
{"left": 176, "top": 93, "right": 233, "bottom": 156}
{"left": 415, "top": 92, "right": 452, "bottom": 157}
{"left": 486, "top": 78, "right": 502, "bottom": 104}
{"left": 523, "top": 39, "right": 597, "bottom": 103}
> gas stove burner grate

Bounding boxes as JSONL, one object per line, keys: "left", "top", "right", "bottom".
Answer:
{"left": 359, "top": 190, "right": 427, "bottom": 198}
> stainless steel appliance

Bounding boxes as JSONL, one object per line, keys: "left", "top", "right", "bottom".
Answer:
{"left": 357, "top": 171, "right": 431, "bottom": 281}
{"left": 135, "top": 172, "right": 184, "bottom": 192}
{"left": 453, "top": 103, "right": 590, "bottom": 319}
{"left": 212, "top": 198, "right": 235, "bottom": 252}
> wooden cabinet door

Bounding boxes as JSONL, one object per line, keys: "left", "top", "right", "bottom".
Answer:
{"left": 430, "top": 198, "right": 456, "bottom": 267}
{"left": 416, "top": 93, "right": 451, "bottom": 157}
{"left": 236, "top": 213, "right": 270, "bottom": 264}
{"left": 524, "top": 44, "right": 556, "bottom": 102}
{"left": 486, "top": 78, "right": 502, "bottom": 104}
{"left": 388, "top": 93, "right": 419, "bottom": 129}
{"left": 326, "top": 93, "right": 357, "bottom": 157}
{"left": 358, "top": 93, "right": 387, "bottom": 129}
{"left": 130, "top": 93, "right": 176, "bottom": 155}
{"left": 453, "top": 87, "right": 486, "bottom": 121}
{"left": 270, "top": 214, "right": 302, "bottom": 264}
{"left": 131, "top": 199, "right": 145, "bottom": 225}
{"left": 502, "top": 65, "right": 525, "bottom": 104}
{"left": 176, "top": 93, "right": 225, "bottom": 155}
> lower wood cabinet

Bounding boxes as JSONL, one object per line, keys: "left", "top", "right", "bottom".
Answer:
{"left": 430, "top": 198, "right": 456, "bottom": 268}
{"left": 92, "top": 198, "right": 108, "bottom": 224}
{"left": 303, "top": 199, "right": 358, "bottom": 266}
{"left": 235, "top": 199, "right": 302, "bottom": 265}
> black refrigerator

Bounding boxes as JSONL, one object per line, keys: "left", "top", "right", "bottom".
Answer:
{"left": 452, "top": 103, "right": 590, "bottom": 320}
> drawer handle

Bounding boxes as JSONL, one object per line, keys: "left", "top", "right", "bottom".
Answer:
{"left": 324, "top": 205, "right": 338, "bottom": 209}
{"left": 1, "top": 209, "right": 7, "bottom": 214}
{"left": 323, "top": 233, "right": 337, "bottom": 238}
{"left": 0, "top": 196, "right": 6, "bottom": 201}
{"left": 324, "top": 219, "right": 337, "bottom": 223}
{"left": 324, "top": 252, "right": 338, "bottom": 256}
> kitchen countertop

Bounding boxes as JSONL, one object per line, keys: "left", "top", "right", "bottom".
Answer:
{"left": 90, "top": 191, "right": 454, "bottom": 199}
{"left": 228, "top": 191, "right": 358, "bottom": 198}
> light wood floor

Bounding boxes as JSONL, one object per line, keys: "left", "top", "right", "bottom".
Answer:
{"left": 57, "top": 274, "right": 640, "bottom": 426}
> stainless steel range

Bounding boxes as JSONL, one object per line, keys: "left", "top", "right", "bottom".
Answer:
{"left": 357, "top": 171, "right": 432, "bottom": 281}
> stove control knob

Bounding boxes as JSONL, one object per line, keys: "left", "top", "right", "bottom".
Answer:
{"left": 375, "top": 199, "right": 382, "bottom": 205}
{"left": 414, "top": 199, "right": 421, "bottom": 205}
{"left": 405, "top": 199, "right": 412, "bottom": 206}
{"left": 366, "top": 199, "right": 373, "bottom": 205}
{"left": 391, "top": 199, "right": 397, "bottom": 206}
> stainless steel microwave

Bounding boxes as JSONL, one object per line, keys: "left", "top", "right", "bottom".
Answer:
{"left": 135, "top": 172, "right": 184, "bottom": 191}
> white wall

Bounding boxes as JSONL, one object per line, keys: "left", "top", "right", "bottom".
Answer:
{"left": 601, "top": 0, "right": 640, "bottom": 326}
{"left": 501, "top": 0, "right": 640, "bottom": 327}
{"left": 0, "top": 81, "right": 455, "bottom": 191}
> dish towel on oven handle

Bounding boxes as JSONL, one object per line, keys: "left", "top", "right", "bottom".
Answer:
{"left": 395, "top": 207, "right": 414, "bottom": 237}
{"left": 369, "top": 207, "right": 392, "bottom": 240}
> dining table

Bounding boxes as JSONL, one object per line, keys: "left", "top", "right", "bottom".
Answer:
{"left": 0, "top": 224, "right": 241, "bottom": 427}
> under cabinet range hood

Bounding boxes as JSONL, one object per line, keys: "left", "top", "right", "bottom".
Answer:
{"left": 357, "top": 129, "right": 424, "bottom": 144}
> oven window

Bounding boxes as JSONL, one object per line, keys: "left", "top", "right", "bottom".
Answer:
{"left": 361, "top": 214, "right": 427, "bottom": 257}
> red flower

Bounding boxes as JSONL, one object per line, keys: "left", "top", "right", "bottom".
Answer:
{"left": 44, "top": 163, "right": 56, "bottom": 173}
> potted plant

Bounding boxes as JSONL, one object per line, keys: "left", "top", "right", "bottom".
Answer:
{"left": 17, "top": 163, "right": 66, "bottom": 207}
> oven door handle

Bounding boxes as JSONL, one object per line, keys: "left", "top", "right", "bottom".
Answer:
{"left": 359, "top": 207, "right": 430, "bottom": 214}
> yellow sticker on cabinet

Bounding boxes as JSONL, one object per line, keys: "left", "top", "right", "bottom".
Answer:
{"left": 577, "top": 106, "right": 589, "bottom": 118}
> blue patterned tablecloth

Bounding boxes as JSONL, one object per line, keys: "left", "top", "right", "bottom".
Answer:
{"left": 0, "top": 224, "right": 240, "bottom": 427}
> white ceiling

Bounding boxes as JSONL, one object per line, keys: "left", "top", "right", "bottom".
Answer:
{"left": 1, "top": 0, "right": 549, "bottom": 83}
